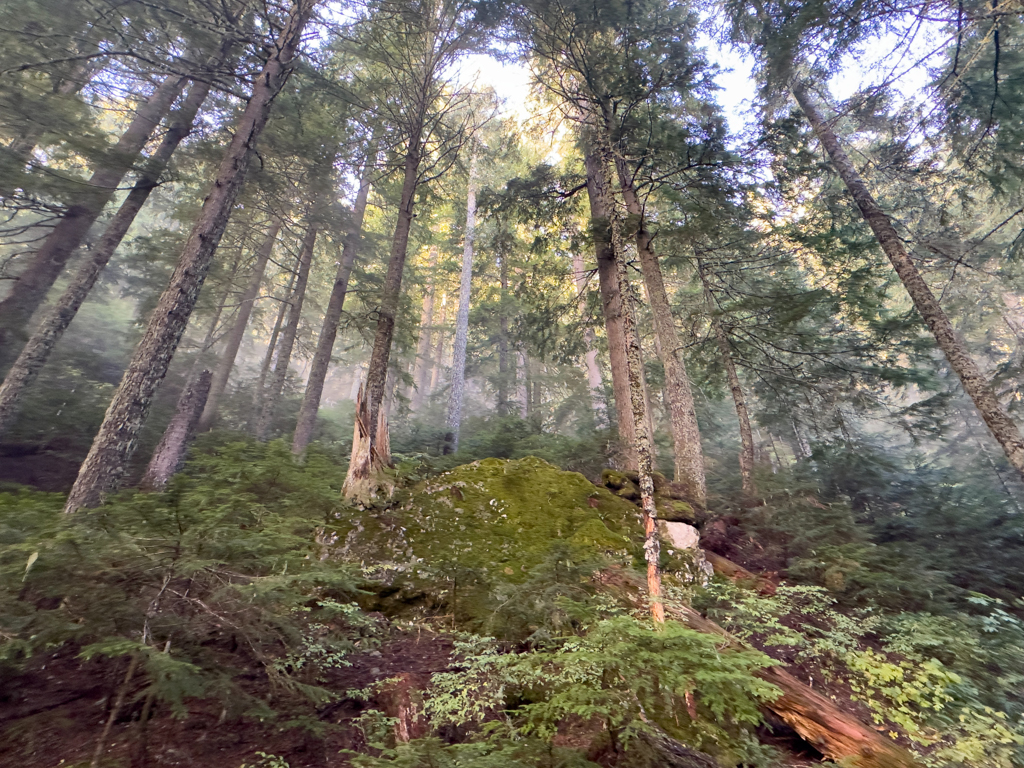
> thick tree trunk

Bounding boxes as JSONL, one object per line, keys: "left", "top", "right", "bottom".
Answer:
{"left": 444, "top": 155, "right": 477, "bottom": 454}
{"left": 615, "top": 161, "right": 705, "bottom": 503}
{"left": 198, "top": 219, "right": 280, "bottom": 432}
{"left": 344, "top": 110, "right": 423, "bottom": 496}
{"left": 410, "top": 247, "right": 438, "bottom": 412}
{"left": 591, "top": 139, "right": 663, "bottom": 623}
{"left": 0, "top": 72, "right": 189, "bottom": 368}
{"left": 585, "top": 150, "right": 639, "bottom": 470}
{"left": 255, "top": 221, "right": 315, "bottom": 441}
{"left": 0, "top": 72, "right": 217, "bottom": 437}
{"left": 63, "top": 0, "right": 315, "bottom": 514}
{"left": 363, "top": 120, "right": 423, "bottom": 443}
{"left": 792, "top": 79, "right": 1024, "bottom": 479}
{"left": 292, "top": 158, "right": 373, "bottom": 454}
{"left": 572, "top": 251, "right": 606, "bottom": 421}
{"left": 139, "top": 370, "right": 212, "bottom": 491}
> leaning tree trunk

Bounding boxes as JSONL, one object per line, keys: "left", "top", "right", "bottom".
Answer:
{"left": 0, "top": 71, "right": 190, "bottom": 368}
{"left": 292, "top": 151, "right": 375, "bottom": 454}
{"left": 139, "top": 370, "right": 213, "bottom": 491}
{"left": 198, "top": 218, "right": 281, "bottom": 432}
{"left": 410, "top": 246, "right": 439, "bottom": 413}
{"left": 443, "top": 154, "right": 477, "bottom": 455}
{"left": 614, "top": 159, "right": 705, "bottom": 504}
{"left": 572, "top": 251, "right": 607, "bottom": 421}
{"left": 585, "top": 150, "right": 640, "bottom": 470}
{"left": 255, "top": 220, "right": 315, "bottom": 441}
{"left": 0, "top": 70, "right": 220, "bottom": 437}
{"left": 343, "top": 116, "right": 423, "bottom": 497}
{"left": 792, "top": 79, "right": 1024, "bottom": 479}
{"left": 63, "top": 0, "right": 315, "bottom": 514}
{"left": 362, "top": 117, "right": 424, "bottom": 447}
{"left": 591, "top": 136, "right": 664, "bottom": 624}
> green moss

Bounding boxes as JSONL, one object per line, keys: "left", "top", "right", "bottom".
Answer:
{"left": 335, "top": 457, "right": 645, "bottom": 628}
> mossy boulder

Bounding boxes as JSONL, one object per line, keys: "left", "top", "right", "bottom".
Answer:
{"left": 600, "top": 468, "right": 702, "bottom": 524}
{"left": 330, "top": 457, "right": 646, "bottom": 627}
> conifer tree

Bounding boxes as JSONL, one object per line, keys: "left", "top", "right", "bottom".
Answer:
{"left": 64, "top": 0, "right": 317, "bottom": 513}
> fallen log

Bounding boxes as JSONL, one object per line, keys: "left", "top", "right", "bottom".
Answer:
{"left": 704, "top": 550, "right": 776, "bottom": 595}
{"left": 670, "top": 602, "right": 921, "bottom": 768}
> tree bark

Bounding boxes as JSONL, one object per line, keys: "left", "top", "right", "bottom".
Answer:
{"left": 444, "top": 154, "right": 477, "bottom": 454}
{"left": 0, "top": 72, "right": 190, "bottom": 368}
{"left": 255, "top": 220, "right": 315, "bottom": 441}
{"left": 614, "top": 161, "right": 705, "bottom": 503}
{"left": 63, "top": 0, "right": 315, "bottom": 514}
{"left": 585, "top": 149, "right": 639, "bottom": 470}
{"left": 410, "top": 246, "right": 439, "bottom": 413}
{"left": 362, "top": 116, "right": 424, "bottom": 448}
{"left": 0, "top": 71, "right": 218, "bottom": 437}
{"left": 591, "top": 138, "right": 663, "bottom": 623}
{"left": 253, "top": 262, "right": 297, "bottom": 418}
{"left": 198, "top": 218, "right": 280, "bottom": 432}
{"left": 572, "top": 251, "right": 607, "bottom": 421}
{"left": 714, "top": 317, "right": 755, "bottom": 496}
{"left": 291, "top": 153, "right": 375, "bottom": 454}
{"left": 139, "top": 370, "right": 212, "bottom": 491}
{"left": 792, "top": 79, "right": 1024, "bottom": 479}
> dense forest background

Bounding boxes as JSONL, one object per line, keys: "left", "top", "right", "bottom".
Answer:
{"left": 4, "top": 0, "right": 1024, "bottom": 767}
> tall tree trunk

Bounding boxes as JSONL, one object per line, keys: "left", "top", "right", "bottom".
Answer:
{"left": 572, "top": 251, "right": 607, "bottom": 422}
{"left": 198, "top": 218, "right": 281, "bottom": 432}
{"left": 497, "top": 244, "right": 511, "bottom": 414}
{"left": 792, "top": 79, "right": 1024, "bottom": 479}
{"left": 713, "top": 314, "right": 755, "bottom": 496}
{"left": 428, "top": 293, "right": 448, "bottom": 396}
{"left": 254, "top": 263, "right": 297, "bottom": 418}
{"left": 63, "top": 0, "right": 315, "bottom": 514}
{"left": 615, "top": 158, "right": 705, "bottom": 503}
{"left": 0, "top": 71, "right": 219, "bottom": 437}
{"left": 0, "top": 72, "right": 190, "bottom": 368}
{"left": 410, "top": 246, "right": 439, "bottom": 412}
{"left": 590, "top": 139, "right": 663, "bottom": 624}
{"left": 444, "top": 154, "right": 477, "bottom": 454}
{"left": 362, "top": 118, "right": 424, "bottom": 450}
{"left": 139, "top": 370, "right": 212, "bottom": 491}
{"left": 256, "top": 221, "right": 315, "bottom": 441}
{"left": 292, "top": 151, "right": 374, "bottom": 454}
{"left": 585, "top": 149, "right": 639, "bottom": 470}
